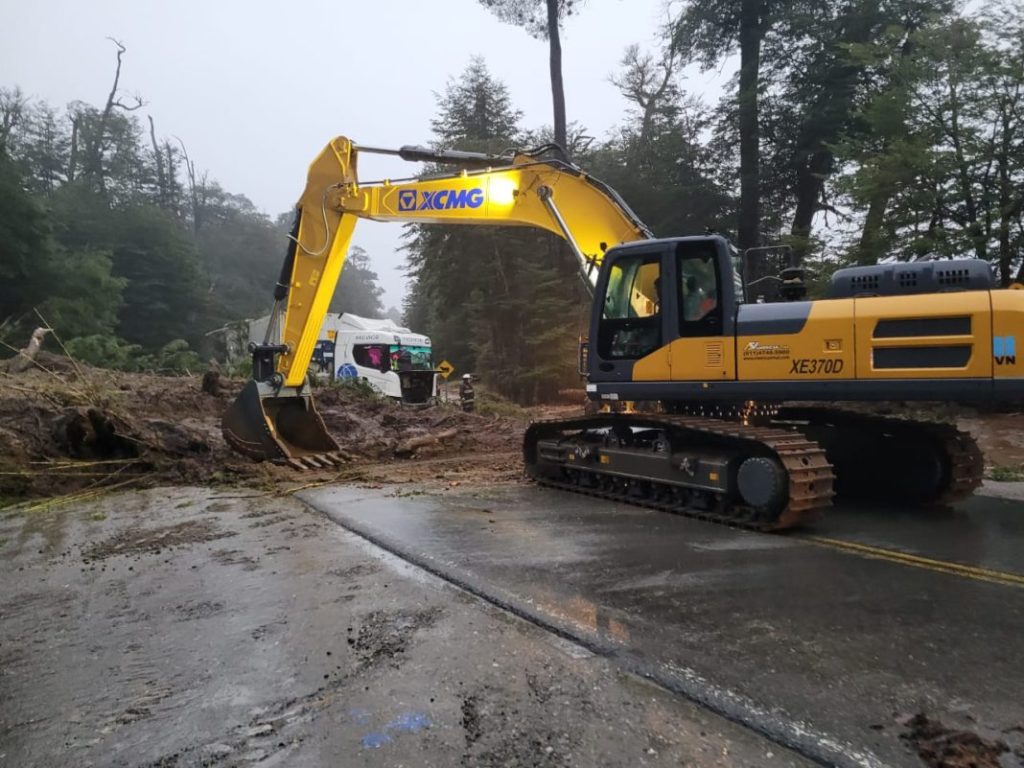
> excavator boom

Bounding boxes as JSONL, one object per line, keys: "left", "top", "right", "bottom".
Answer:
{"left": 223, "top": 136, "right": 650, "bottom": 464}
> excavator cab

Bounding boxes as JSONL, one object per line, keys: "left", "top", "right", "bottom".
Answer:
{"left": 586, "top": 235, "right": 740, "bottom": 388}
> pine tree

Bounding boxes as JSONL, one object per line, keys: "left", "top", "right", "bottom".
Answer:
{"left": 404, "top": 58, "right": 585, "bottom": 402}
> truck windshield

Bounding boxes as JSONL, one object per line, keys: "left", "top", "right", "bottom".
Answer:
{"left": 389, "top": 345, "right": 433, "bottom": 371}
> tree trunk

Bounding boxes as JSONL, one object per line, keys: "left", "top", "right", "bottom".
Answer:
{"left": 790, "top": 149, "right": 830, "bottom": 260}
{"left": 546, "top": 0, "right": 568, "bottom": 157}
{"left": 5, "top": 328, "right": 49, "bottom": 374}
{"left": 177, "top": 138, "right": 201, "bottom": 234}
{"left": 737, "top": 0, "right": 763, "bottom": 253}
{"left": 857, "top": 186, "right": 890, "bottom": 265}
{"left": 148, "top": 115, "right": 166, "bottom": 208}
{"left": 947, "top": 79, "right": 986, "bottom": 261}
{"left": 85, "top": 39, "right": 143, "bottom": 195}
{"left": 395, "top": 428, "right": 459, "bottom": 456}
{"left": 68, "top": 114, "right": 79, "bottom": 184}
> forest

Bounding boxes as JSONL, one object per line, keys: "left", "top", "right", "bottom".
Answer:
{"left": 2, "top": 0, "right": 1023, "bottom": 403}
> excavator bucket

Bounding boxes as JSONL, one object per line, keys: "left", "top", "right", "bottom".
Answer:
{"left": 222, "top": 380, "right": 345, "bottom": 469}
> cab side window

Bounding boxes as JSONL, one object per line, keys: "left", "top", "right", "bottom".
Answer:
{"left": 677, "top": 243, "right": 721, "bottom": 337}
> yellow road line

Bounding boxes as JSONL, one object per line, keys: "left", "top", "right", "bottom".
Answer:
{"left": 805, "top": 536, "right": 1024, "bottom": 589}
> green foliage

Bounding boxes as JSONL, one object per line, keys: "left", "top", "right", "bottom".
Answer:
{"left": 41, "top": 246, "right": 125, "bottom": 338}
{"left": 670, "top": 0, "right": 964, "bottom": 258}
{"left": 835, "top": 3, "right": 1024, "bottom": 279}
{"left": 105, "top": 205, "right": 206, "bottom": 349}
{"left": 193, "top": 188, "right": 290, "bottom": 325}
{"left": 1, "top": 66, "right": 389, "bottom": 359}
{"left": 474, "top": 387, "right": 531, "bottom": 418}
{"left": 586, "top": 45, "right": 733, "bottom": 237}
{"left": 429, "top": 56, "right": 522, "bottom": 150}
{"left": 326, "top": 376, "right": 383, "bottom": 401}
{"left": 0, "top": 39, "right": 377, "bottom": 363}
{"left": 478, "top": 0, "right": 581, "bottom": 40}
{"left": 152, "top": 339, "right": 201, "bottom": 372}
{"left": 404, "top": 58, "right": 587, "bottom": 404}
{"left": 0, "top": 152, "right": 125, "bottom": 338}
{"left": 989, "top": 465, "right": 1024, "bottom": 482}
{"left": 65, "top": 334, "right": 147, "bottom": 370}
{"left": 64, "top": 334, "right": 201, "bottom": 372}
{"left": 0, "top": 149, "right": 53, "bottom": 320}
{"left": 331, "top": 245, "right": 385, "bottom": 317}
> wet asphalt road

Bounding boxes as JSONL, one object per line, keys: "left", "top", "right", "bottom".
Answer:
{"left": 0, "top": 488, "right": 812, "bottom": 768}
{"left": 301, "top": 484, "right": 1024, "bottom": 768}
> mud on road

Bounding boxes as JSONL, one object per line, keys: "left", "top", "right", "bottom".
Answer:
{"left": 0, "top": 487, "right": 812, "bottom": 767}
{"left": 5, "top": 359, "right": 1024, "bottom": 511}
{"left": 0, "top": 359, "right": 527, "bottom": 504}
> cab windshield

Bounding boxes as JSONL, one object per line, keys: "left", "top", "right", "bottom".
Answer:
{"left": 389, "top": 345, "right": 433, "bottom": 371}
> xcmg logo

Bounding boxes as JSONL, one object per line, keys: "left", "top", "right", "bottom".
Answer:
{"left": 397, "top": 188, "right": 484, "bottom": 212}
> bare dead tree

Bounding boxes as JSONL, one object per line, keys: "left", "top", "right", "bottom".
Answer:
{"left": 147, "top": 114, "right": 166, "bottom": 206}
{"left": 175, "top": 136, "right": 201, "bottom": 234}
{"left": 162, "top": 139, "right": 182, "bottom": 216}
{"left": 82, "top": 38, "right": 145, "bottom": 193}
{"left": 609, "top": 44, "right": 680, "bottom": 151}
{"left": 67, "top": 103, "right": 82, "bottom": 183}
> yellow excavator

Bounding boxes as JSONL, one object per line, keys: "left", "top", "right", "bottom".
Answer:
{"left": 224, "top": 135, "right": 1023, "bottom": 530}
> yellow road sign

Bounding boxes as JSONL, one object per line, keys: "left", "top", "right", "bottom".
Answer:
{"left": 437, "top": 360, "right": 455, "bottom": 379}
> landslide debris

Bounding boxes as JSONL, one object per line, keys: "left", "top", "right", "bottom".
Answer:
{"left": 901, "top": 714, "right": 1012, "bottom": 768}
{"left": 0, "top": 355, "right": 526, "bottom": 505}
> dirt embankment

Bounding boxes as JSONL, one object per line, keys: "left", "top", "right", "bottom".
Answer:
{"left": 0, "top": 355, "right": 527, "bottom": 504}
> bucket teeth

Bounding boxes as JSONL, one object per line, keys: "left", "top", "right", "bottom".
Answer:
{"left": 222, "top": 380, "right": 342, "bottom": 465}
{"left": 280, "top": 453, "right": 348, "bottom": 470}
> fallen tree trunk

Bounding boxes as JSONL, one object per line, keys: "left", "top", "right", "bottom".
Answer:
{"left": 394, "top": 428, "right": 458, "bottom": 456}
{"left": 6, "top": 328, "right": 50, "bottom": 374}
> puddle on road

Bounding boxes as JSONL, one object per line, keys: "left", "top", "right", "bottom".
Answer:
{"left": 689, "top": 535, "right": 801, "bottom": 552}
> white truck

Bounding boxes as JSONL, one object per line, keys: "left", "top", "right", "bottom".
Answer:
{"left": 247, "top": 312, "right": 437, "bottom": 403}
{"left": 328, "top": 314, "right": 437, "bottom": 403}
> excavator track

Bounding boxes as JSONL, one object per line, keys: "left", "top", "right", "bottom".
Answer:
{"left": 775, "top": 408, "right": 983, "bottom": 506}
{"left": 524, "top": 414, "right": 834, "bottom": 531}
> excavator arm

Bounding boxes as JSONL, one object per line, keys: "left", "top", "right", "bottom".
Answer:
{"left": 223, "top": 136, "right": 651, "bottom": 465}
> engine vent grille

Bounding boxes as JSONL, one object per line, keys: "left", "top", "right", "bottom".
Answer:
{"left": 705, "top": 342, "right": 723, "bottom": 367}
{"left": 851, "top": 274, "right": 880, "bottom": 293}
{"left": 897, "top": 271, "right": 918, "bottom": 289}
{"left": 873, "top": 345, "right": 972, "bottom": 369}
{"left": 937, "top": 267, "right": 972, "bottom": 287}
{"left": 828, "top": 259, "right": 992, "bottom": 298}
{"left": 873, "top": 316, "right": 971, "bottom": 338}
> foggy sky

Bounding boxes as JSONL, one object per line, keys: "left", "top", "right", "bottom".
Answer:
{"left": 2, "top": 0, "right": 726, "bottom": 312}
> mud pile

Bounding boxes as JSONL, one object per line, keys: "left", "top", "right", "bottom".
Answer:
{"left": 901, "top": 713, "right": 1021, "bottom": 768}
{"left": 0, "top": 356, "right": 527, "bottom": 503}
